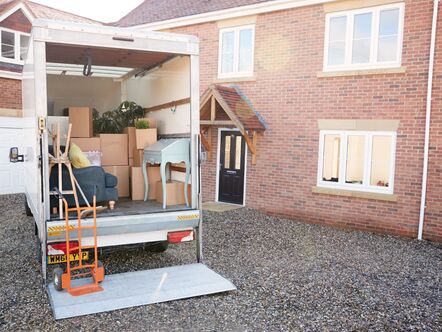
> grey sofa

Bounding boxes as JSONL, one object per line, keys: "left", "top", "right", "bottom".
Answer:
{"left": 49, "top": 165, "right": 118, "bottom": 208}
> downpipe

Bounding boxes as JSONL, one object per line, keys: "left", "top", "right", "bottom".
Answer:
{"left": 418, "top": 0, "right": 440, "bottom": 240}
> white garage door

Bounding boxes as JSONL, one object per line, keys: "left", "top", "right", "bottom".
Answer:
{"left": 0, "top": 118, "right": 28, "bottom": 195}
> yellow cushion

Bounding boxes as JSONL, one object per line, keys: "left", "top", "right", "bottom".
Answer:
{"left": 69, "top": 143, "right": 91, "bottom": 168}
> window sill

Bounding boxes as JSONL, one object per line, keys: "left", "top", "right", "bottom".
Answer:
{"left": 214, "top": 75, "right": 256, "bottom": 83}
{"left": 312, "top": 186, "right": 398, "bottom": 202}
{"left": 317, "top": 66, "right": 406, "bottom": 78}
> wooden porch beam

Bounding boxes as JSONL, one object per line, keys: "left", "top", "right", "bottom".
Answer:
{"left": 200, "top": 131, "right": 211, "bottom": 151}
{"left": 210, "top": 95, "right": 216, "bottom": 121}
{"left": 243, "top": 130, "right": 258, "bottom": 165}
{"left": 200, "top": 120, "right": 234, "bottom": 126}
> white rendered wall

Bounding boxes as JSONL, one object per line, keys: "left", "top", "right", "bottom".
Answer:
{"left": 46, "top": 75, "right": 122, "bottom": 116}
{"left": 125, "top": 56, "right": 191, "bottom": 135}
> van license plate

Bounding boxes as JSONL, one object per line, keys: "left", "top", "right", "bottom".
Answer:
{"left": 48, "top": 252, "right": 89, "bottom": 265}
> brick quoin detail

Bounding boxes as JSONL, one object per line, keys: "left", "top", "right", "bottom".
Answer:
{"left": 169, "top": 0, "right": 442, "bottom": 242}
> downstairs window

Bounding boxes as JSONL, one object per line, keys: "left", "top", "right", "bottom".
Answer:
{"left": 317, "top": 130, "right": 396, "bottom": 194}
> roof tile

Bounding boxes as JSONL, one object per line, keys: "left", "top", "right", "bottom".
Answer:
{"left": 115, "top": 0, "right": 274, "bottom": 27}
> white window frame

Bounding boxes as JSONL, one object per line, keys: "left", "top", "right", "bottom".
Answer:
{"left": 218, "top": 24, "right": 255, "bottom": 78}
{"left": 317, "top": 130, "right": 397, "bottom": 194}
{"left": 323, "top": 3, "right": 405, "bottom": 72}
{"left": 0, "top": 27, "right": 30, "bottom": 65}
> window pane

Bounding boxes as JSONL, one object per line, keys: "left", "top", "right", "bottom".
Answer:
{"left": 346, "top": 136, "right": 365, "bottom": 184}
{"left": 221, "top": 31, "right": 234, "bottom": 73}
{"left": 235, "top": 136, "right": 242, "bottom": 170}
{"left": 352, "top": 13, "right": 372, "bottom": 64}
{"left": 322, "top": 134, "right": 341, "bottom": 182}
{"left": 378, "top": 9, "right": 400, "bottom": 62}
{"left": 328, "top": 16, "right": 347, "bottom": 66}
{"left": 370, "top": 136, "right": 392, "bottom": 187}
{"left": 224, "top": 135, "right": 231, "bottom": 168}
{"left": 238, "top": 28, "right": 253, "bottom": 72}
{"left": 1, "top": 30, "right": 15, "bottom": 59}
{"left": 20, "top": 35, "right": 29, "bottom": 61}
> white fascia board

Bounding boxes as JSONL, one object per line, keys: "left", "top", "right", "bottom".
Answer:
{"left": 0, "top": 3, "right": 34, "bottom": 24}
{"left": 0, "top": 70, "right": 22, "bottom": 80}
{"left": 133, "top": 0, "right": 336, "bottom": 31}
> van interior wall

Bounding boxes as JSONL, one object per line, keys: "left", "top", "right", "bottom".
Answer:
{"left": 46, "top": 75, "right": 122, "bottom": 116}
{"left": 124, "top": 56, "right": 191, "bottom": 136}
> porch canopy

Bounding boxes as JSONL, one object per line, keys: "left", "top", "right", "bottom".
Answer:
{"left": 200, "top": 84, "right": 266, "bottom": 164}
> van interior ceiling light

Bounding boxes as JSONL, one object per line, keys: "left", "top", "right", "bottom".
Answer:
{"left": 83, "top": 49, "right": 93, "bottom": 76}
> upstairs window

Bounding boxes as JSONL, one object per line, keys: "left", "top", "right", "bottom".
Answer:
{"left": 0, "top": 28, "right": 30, "bottom": 64}
{"left": 318, "top": 130, "right": 396, "bottom": 194}
{"left": 324, "top": 3, "right": 404, "bottom": 71}
{"left": 218, "top": 25, "right": 255, "bottom": 78}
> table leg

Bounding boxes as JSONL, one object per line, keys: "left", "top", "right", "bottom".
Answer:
{"left": 143, "top": 158, "right": 149, "bottom": 201}
{"left": 184, "top": 161, "right": 190, "bottom": 207}
{"left": 160, "top": 162, "right": 167, "bottom": 209}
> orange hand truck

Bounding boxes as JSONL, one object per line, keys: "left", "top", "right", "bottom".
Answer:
{"left": 52, "top": 187, "right": 105, "bottom": 296}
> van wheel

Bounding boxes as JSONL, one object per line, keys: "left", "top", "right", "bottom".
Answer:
{"left": 147, "top": 241, "right": 169, "bottom": 253}
{"left": 53, "top": 267, "right": 64, "bottom": 291}
{"left": 35, "top": 236, "right": 42, "bottom": 263}
{"left": 25, "top": 200, "right": 33, "bottom": 216}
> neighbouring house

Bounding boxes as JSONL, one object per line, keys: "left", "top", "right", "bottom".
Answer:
{"left": 0, "top": 0, "right": 441, "bottom": 242}
{"left": 0, "top": 0, "right": 99, "bottom": 116}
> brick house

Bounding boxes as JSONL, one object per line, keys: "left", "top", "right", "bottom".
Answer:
{"left": 116, "top": 0, "right": 442, "bottom": 242}
{"left": 0, "top": 0, "right": 99, "bottom": 116}
{"left": 1, "top": 0, "right": 441, "bottom": 242}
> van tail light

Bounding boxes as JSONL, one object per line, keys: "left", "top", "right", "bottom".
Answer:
{"left": 47, "top": 241, "right": 78, "bottom": 255}
{"left": 167, "top": 230, "right": 194, "bottom": 244}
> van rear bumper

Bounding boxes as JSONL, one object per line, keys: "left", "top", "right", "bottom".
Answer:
{"left": 46, "top": 209, "right": 201, "bottom": 247}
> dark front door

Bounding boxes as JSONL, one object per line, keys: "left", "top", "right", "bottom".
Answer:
{"left": 218, "top": 130, "right": 246, "bottom": 205}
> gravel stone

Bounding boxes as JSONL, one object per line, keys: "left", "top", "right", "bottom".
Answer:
{"left": 0, "top": 194, "right": 441, "bottom": 331}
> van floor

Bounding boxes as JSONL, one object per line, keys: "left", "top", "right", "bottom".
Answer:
{"left": 49, "top": 198, "right": 190, "bottom": 221}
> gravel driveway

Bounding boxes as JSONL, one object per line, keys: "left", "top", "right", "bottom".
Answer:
{"left": 0, "top": 194, "right": 441, "bottom": 331}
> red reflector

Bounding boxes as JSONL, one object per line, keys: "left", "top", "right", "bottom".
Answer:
{"left": 167, "top": 230, "right": 194, "bottom": 244}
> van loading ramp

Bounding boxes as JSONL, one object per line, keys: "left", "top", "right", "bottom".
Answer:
{"left": 47, "top": 263, "right": 236, "bottom": 319}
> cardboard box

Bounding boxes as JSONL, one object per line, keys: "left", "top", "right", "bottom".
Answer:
{"left": 132, "top": 149, "right": 144, "bottom": 167}
{"left": 131, "top": 166, "right": 161, "bottom": 200}
{"left": 135, "top": 128, "right": 157, "bottom": 150}
{"left": 177, "top": 183, "right": 192, "bottom": 206}
{"left": 69, "top": 107, "right": 93, "bottom": 138}
{"left": 103, "top": 165, "right": 130, "bottom": 198}
{"left": 123, "top": 127, "right": 136, "bottom": 158}
{"left": 100, "top": 134, "right": 128, "bottom": 166}
{"left": 156, "top": 180, "right": 187, "bottom": 206}
{"left": 71, "top": 137, "right": 101, "bottom": 152}
{"left": 139, "top": 117, "right": 157, "bottom": 129}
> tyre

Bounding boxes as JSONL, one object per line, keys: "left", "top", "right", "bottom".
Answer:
{"left": 53, "top": 267, "right": 64, "bottom": 291}
{"left": 147, "top": 241, "right": 169, "bottom": 253}
{"left": 24, "top": 200, "right": 33, "bottom": 217}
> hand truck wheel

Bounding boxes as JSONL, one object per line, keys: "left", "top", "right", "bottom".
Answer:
{"left": 53, "top": 267, "right": 64, "bottom": 291}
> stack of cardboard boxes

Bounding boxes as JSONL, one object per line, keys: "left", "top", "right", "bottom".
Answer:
{"left": 69, "top": 109, "right": 189, "bottom": 206}
{"left": 69, "top": 107, "right": 130, "bottom": 198}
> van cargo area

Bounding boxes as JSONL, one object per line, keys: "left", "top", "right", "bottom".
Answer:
{"left": 45, "top": 41, "right": 194, "bottom": 220}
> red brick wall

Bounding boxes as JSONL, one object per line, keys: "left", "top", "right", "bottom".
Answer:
{"left": 0, "top": 77, "right": 22, "bottom": 109}
{"left": 170, "top": 0, "right": 442, "bottom": 242}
